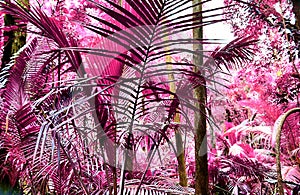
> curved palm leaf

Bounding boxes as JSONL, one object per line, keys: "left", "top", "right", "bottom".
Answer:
{"left": 0, "top": 37, "right": 39, "bottom": 188}
{"left": 273, "top": 107, "right": 300, "bottom": 195}
{"left": 209, "top": 36, "right": 258, "bottom": 70}
{"left": 0, "top": 0, "right": 84, "bottom": 76}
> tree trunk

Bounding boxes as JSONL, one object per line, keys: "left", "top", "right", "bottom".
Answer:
{"left": 167, "top": 64, "right": 188, "bottom": 187}
{"left": 175, "top": 129, "right": 188, "bottom": 187}
{"left": 193, "top": 0, "right": 209, "bottom": 194}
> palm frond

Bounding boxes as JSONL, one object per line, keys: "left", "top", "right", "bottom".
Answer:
{"left": 0, "top": 1, "right": 84, "bottom": 76}
{"left": 0, "top": 37, "right": 39, "bottom": 188}
{"left": 210, "top": 155, "right": 276, "bottom": 194}
{"left": 209, "top": 36, "right": 258, "bottom": 70}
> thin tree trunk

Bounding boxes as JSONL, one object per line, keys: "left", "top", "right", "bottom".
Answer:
{"left": 193, "top": 0, "right": 208, "bottom": 194}
{"left": 175, "top": 128, "right": 188, "bottom": 187}
{"left": 166, "top": 53, "right": 188, "bottom": 186}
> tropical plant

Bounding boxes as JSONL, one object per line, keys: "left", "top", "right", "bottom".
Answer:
{"left": 0, "top": 0, "right": 258, "bottom": 194}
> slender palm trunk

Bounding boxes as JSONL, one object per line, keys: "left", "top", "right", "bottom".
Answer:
{"left": 193, "top": 0, "right": 208, "bottom": 194}
{"left": 175, "top": 129, "right": 188, "bottom": 187}
{"left": 167, "top": 62, "right": 188, "bottom": 187}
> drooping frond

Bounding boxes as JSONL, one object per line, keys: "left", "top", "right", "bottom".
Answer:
{"left": 0, "top": 37, "right": 39, "bottom": 187}
{"left": 209, "top": 36, "right": 258, "bottom": 70}
{"left": 0, "top": 1, "right": 84, "bottom": 76}
{"left": 210, "top": 155, "right": 276, "bottom": 194}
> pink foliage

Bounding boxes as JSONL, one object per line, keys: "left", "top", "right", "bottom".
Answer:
{"left": 229, "top": 142, "right": 255, "bottom": 158}
{"left": 1, "top": 0, "right": 300, "bottom": 193}
{"left": 282, "top": 166, "right": 300, "bottom": 184}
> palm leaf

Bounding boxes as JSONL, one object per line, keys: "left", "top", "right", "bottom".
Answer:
{"left": 0, "top": 37, "right": 40, "bottom": 188}
{"left": 209, "top": 36, "right": 258, "bottom": 70}
{"left": 0, "top": 1, "right": 84, "bottom": 76}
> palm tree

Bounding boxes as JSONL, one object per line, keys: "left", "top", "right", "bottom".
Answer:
{"left": 0, "top": 0, "right": 256, "bottom": 194}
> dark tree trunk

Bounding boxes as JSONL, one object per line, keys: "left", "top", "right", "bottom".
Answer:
{"left": 175, "top": 129, "right": 188, "bottom": 187}
{"left": 193, "top": 0, "right": 209, "bottom": 194}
